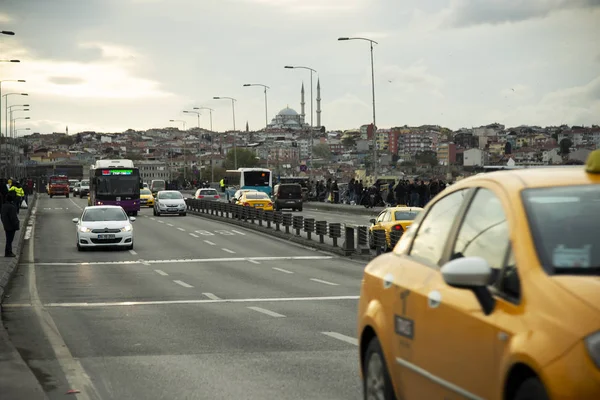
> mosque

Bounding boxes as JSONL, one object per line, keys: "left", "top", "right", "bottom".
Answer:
{"left": 267, "top": 79, "right": 321, "bottom": 131}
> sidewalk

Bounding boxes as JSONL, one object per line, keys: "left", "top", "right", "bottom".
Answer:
{"left": 0, "top": 195, "right": 49, "bottom": 399}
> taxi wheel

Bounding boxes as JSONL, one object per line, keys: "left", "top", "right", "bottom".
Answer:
{"left": 513, "top": 378, "right": 549, "bottom": 400}
{"left": 363, "top": 337, "right": 396, "bottom": 400}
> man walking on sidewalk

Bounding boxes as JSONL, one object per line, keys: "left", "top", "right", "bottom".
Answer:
{"left": 1, "top": 191, "right": 20, "bottom": 257}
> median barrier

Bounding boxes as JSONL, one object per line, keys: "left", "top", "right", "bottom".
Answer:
{"left": 185, "top": 198, "right": 377, "bottom": 260}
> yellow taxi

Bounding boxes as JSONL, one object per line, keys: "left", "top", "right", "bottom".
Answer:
{"left": 369, "top": 207, "right": 423, "bottom": 251}
{"left": 238, "top": 191, "right": 274, "bottom": 211}
{"left": 140, "top": 188, "right": 155, "bottom": 207}
{"left": 358, "top": 150, "right": 600, "bottom": 400}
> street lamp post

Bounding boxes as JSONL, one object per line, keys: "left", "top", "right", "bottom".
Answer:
{"left": 338, "top": 36, "right": 379, "bottom": 178}
{"left": 10, "top": 116, "right": 29, "bottom": 178}
{"left": 213, "top": 97, "right": 237, "bottom": 169}
{"left": 170, "top": 119, "right": 187, "bottom": 182}
{"left": 0, "top": 80, "right": 26, "bottom": 170}
{"left": 243, "top": 83, "right": 270, "bottom": 167}
{"left": 1, "top": 31, "right": 15, "bottom": 36}
{"left": 0, "top": 60, "right": 20, "bottom": 63}
{"left": 285, "top": 66, "right": 316, "bottom": 180}
{"left": 195, "top": 107, "right": 215, "bottom": 182}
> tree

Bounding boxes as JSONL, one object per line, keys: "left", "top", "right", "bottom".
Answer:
{"left": 415, "top": 150, "right": 438, "bottom": 167}
{"left": 57, "top": 135, "right": 75, "bottom": 146}
{"left": 559, "top": 138, "right": 572, "bottom": 157}
{"left": 223, "top": 148, "right": 259, "bottom": 169}
{"left": 341, "top": 136, "right": 356, "bottom": 150}
{"left": 312, "top": 143, "right": 332, "bottom": 160}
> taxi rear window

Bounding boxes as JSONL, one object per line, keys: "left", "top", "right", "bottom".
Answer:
{"left": 246, "top": 193, "right": 269, "bottom": 200}
{"left": 394, "top": 211, "right": 419, "bottom": 220}
{"left": 522, "top": 185, "right": 600, "bottom": 275}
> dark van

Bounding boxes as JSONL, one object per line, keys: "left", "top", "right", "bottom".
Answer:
{"left": 273, "top": 183, "right": 303, "bottom": 211}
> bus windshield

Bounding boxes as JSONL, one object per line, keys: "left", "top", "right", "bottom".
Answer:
{"left": 244, "top": 171, "right": 270, "bottom": 187}
{"left": 96, "top": 175, "right": 139, "bottom": 196}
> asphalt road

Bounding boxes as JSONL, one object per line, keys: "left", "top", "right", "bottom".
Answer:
{"left": 2, "top": 194, "right": 365, "bottom": 400}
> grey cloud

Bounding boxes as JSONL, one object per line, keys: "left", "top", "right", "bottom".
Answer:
{"left": 48, "top": 77, "right": 86, "bottom": 85}
{"left": 445, "top": 0, "right": 600, "bottom": 28}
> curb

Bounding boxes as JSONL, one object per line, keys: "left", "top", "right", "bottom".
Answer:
{"left": 0, "top": 194, "right": 49, "bottom": 400}
{"left": 187, "top": 210, "right": 374, "bottom": 263}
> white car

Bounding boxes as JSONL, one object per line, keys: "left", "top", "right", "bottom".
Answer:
{"left": 154, "top": 190, "right": 187, "bottom": 216}
{"left": 194, "top": 188, "right": 221, "bottom": 201}
{"left": 230, "top": 189, "right": 257, "bottom": 204}
{"left": 72, "top": 206, "right": 135, "bottom": 251}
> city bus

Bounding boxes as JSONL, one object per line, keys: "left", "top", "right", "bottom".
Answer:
{"left": 89, "top": 159, "right": 143, "bottom": 215}
{"left": 224, "top": 168, "right": 272, "bottom": 201}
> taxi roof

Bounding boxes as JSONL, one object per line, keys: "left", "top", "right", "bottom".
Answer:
{"left": 386, "top": 206, "right": 424, "bottom": 211}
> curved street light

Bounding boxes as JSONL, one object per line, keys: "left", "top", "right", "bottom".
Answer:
{"left": 194, "top": 107, "right": 214, "bottom": 131}
{"left": 0, "top": 79, "right": 26, "bottom": 138}
{"left": 0, "top": 60, "right": 20, "bottom": 63}
{"left": 1, "top": 31, "right": 15, "bottom": 36}
{"left": 338, "top": 36, "right": 379, "bottom": 177}
{"left": 194, "top": 107, "right": 215, "bottom": 182}
{"left": 170, "top": 119, "right": 188, "bottom": 181}
{"left": 213, "top": 96, "right": 238, "bottom": 169}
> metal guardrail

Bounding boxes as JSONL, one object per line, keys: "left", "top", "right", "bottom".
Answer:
{"left": 185, "top": 198, "right": 399, "bottom": 258}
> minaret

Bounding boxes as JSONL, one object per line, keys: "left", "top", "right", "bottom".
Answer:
{"left": 316, "top": 79, "right": 321, "bottom": 128}
{"left": 300, "top": 82, "right": 306, "bottom": 124}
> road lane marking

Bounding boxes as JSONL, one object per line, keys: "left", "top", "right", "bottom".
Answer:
{"left": 24, "top": 255, "right": 336, "bottom": 267}
{"left": 204, "top": 240, "right": 216, "bottom": 246}
{"left": 203, "top": 293, "right": 221, "bottom": 300}
{"left": 26, "top": 210, "right": 101, "bottom": 398}
{"left": 158, "top": 220, "right": 165, "bottom": 224}
{"left": 155, "top": 269, "right": 168, "bottom": 276}
{"left": 231, "top": 230, "right": 246, "bottom": 235}
{"left": 129, "top": 250, "right": 137, "bottom": 255}
{"left": 24, "top": 226, "right": 33, "bottom": 240}
{"left": 177, "top": 227, "right": 185, "bottom": 231}
{"left": 273, "top": 267, "right": 294, "bottom": 274}
{"left": 222, "top": 248, "right": 236, "bottom": 254}
{"left": 310, "top": 278, "right": 339, "bottom": 286}
{"left": 150, "top": 217, "right": 156, "bottom": 220}
{"left": 247, "top": 306, "right": 285, "bottom": 318}
{"left": 248, "top": 259, "right": 261, "bottom": 264}
{"left": 189, "top": 233, "right": 199, "bottom": 238}
{"left": 322, "top": 332, "right": 359, "bottom": 346}
{"left": 173, "top": 280, "right": 194, "bottom": 288}
{"left": 4, "top": 295, "right": 359, "bottom": 308}
{"left": 167, "top": 223, "right": 174, "bottom": 226}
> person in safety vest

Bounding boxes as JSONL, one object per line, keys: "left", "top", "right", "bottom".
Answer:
{"left": 219, "top": 178, "right": 226, "bottom": 192}
{"left": 8, "top": 182, "right": 24, "bottom": 214}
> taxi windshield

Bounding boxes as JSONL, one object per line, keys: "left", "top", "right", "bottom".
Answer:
{"left": 245, "top": 192, "right": 269, "bottom": 200}
{"left": 141, "top": 189, "right": 152, "bottom": 195}
{"left": 159, "top": 191, "right": 183, "bottom": 199}
{"left": 522, "top": 185, "right": 600, "bottom": 275}
{"left": 394, "top": 211, "right": 419, "bottom": 220}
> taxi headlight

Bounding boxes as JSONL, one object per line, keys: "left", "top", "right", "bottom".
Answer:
{"left": 585, "top": 331, "right": 600, "bottom": 369}
{"left": 121, "top": 225, "right": 132, "bottom": 232}
{"left": 79, "top": 226, "right": 91, "bottom": 233}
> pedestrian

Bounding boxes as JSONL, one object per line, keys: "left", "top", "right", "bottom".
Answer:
{"left": 9, "top": 181, "right": 25, "bottom": 213}
{"left": 1, "top": 191, "right": 20, "bottom": 257}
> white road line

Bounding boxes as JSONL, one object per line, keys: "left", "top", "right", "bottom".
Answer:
{"left": 248, "top": 259, "right": 261, "bottom": 265}
{"left": 158, "top": 220, "right": 165, "bottom": 224}
{"left": 247, "top": 306, "right": 285, "bottom": 318}
{"left": 129, "top": 250, "right": 137, "bottom": 255}
{"left": 173, "top": 280, "right": 194, "bottom": 288}
{"left": 26, "top": 209, "right": 101, "bottom": 398}
{"left": 150, "top": 217, "right": 156, "bottom": 221}
{"left": 273, "top": 267, "right": 294, "bottom": 274}
{"left": 3, "top": 295, "right": 360, "bottom": 308}
{"left": 189, "top": 233, "right": 199, "bottom": 238}
{"left": 154, "top": 269, "right": 168, "bottom": 276}
{"left": 24, "top": 226, "right": 33, "bottom": 240}
{"left": 231, "top": 229, "right": 246, "bottom": 235}
{"left": 203, "top": 293, "right": 221, "bottom": 300}
{"left": 177, "top": 227, "right": 185, "bottom": 231}
{"left": 167, "top": 223, "right": 174, "bottom": 226}
{"left": 322, "top": 332, "right": 359, "bottom": 346}
{"left": 310, "top": 278, "right": 339, "bottom": 286}
{"left": 204, "top": 240, "right": 216, "bottom": 246}
{"left": 222, "top": 248, "right": 236, "bottom": 254}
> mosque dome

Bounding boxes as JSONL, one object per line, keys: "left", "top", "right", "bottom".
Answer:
{"left": 278, "top": 107, "right": 299, "bottom": 117}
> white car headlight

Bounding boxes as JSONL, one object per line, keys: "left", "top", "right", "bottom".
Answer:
{"left": 585, "top": 331, "right": 600, "bottom": 369}
{"left": 78, "top": 226, "right": 91, "bottom": 233}
{"left": 121, "top": 225, "right": 132, "bottom": 232}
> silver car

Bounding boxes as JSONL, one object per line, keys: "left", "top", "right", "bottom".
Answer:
{"left": 154, "top": 190, "right": 187, "bottom": 216}
{"left": 194, "top": 188, "right": 221, "bottom": 201}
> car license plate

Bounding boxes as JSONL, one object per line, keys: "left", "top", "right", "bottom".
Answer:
{"left": 255, "top": 204, "right": 263, "bottom": 207}
{"left": 98, "top": 234, "right": 115, "bottom": 239}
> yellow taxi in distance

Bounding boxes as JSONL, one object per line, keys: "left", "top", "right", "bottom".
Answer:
{"left": 238, "top": 191, "right": 273, "bottom": 211}
{"left": 369, "top": 207, "right": 423, "bottom": 251}
{"left": 140, "top": 188, "right": 155, "bottom": 207}
{"left": 358, "top": 150, "right": 600, "bottom": 400}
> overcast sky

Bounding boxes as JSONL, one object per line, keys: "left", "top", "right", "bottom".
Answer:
{"left": 1, "top": 0, "right": 599, "bottom": 135}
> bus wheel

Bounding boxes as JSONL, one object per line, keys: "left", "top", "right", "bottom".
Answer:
{"left": 132, "top": 211, "right": 138, "bottom": 216}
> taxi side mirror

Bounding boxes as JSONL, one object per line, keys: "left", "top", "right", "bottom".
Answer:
{"left": 72, "top": 218, "right": 79, "bottom": 223}
{"left": 129, "top": 217, "right": 136, "bottom": 222}
{"left": 441, "top": 257, "right": 495, "bottom": 316}
{"left": 369, "top": 218, "right": 376, "bottom": 224}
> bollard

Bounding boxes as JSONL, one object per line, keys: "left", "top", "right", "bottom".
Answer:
{"left": 264, "top": 210, "right": 274, "bottom": 229}
{"left": 282, "top": 213, "right": 293, "bottom": 234}
{"left": 373, "top": 230, "right": 387, "bottom": 255}
{"left": 342, "top": 225, "right": 356, "bottom": 256}
{"left": 389, "top": 227, "right": 403, "bottom": 249}
{"left": 248, "top": 207, "right": 256, "bottom": 224}
{"left": 292, "top": 216, "right": 304, "bottom": 236}
{"left": 225, "top": 203, "right": 231, "bottom": 219}
{"left": 303, "top": 218, "right": 315, "bottom": 240}
{"left": 315, "top": 221, "right": 327, "bottom": 244}
{"left": 219, "top": 202, "right": 225, "bottom": 217}
{"left": 257, "top": 209, "right": 265, "bottom": 226}
{"left": 274, "top": 211, "right": 283, "bottom": 231}
{"left": 329, "top": 223, "right": 341, "bottom": 247}
{"left": 356, "top": 226, "right": 371, "bottom": 255}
